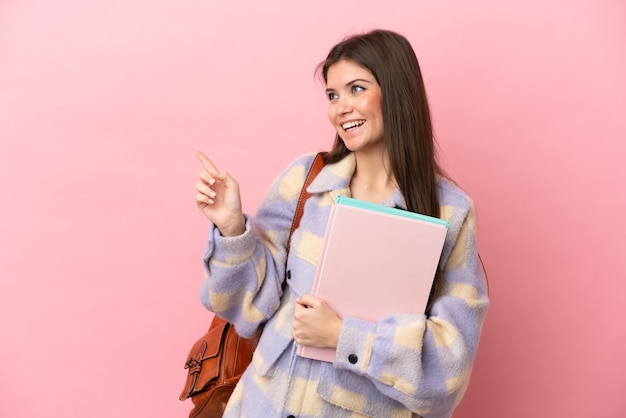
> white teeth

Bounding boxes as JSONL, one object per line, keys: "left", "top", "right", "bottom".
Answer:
{"left": 342, "top": 120, "right": 365, "bottom": 130}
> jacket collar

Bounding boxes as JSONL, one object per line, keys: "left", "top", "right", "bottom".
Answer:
{"left": 307, "top": 152, "right": 408, "bottom": 210}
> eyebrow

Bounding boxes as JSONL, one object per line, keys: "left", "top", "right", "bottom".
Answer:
{"left": 326, "top": 78, "right": 373, "bottom": 94}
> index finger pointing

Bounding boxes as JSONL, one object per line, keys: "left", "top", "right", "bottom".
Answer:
{"left": 196, "top": 151, "right": 219, "bottom": 174}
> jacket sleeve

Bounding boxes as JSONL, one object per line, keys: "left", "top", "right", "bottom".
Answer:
{"left": 333, "top": 187, "right": 490, "bottom": 417}
{"left": 199, "top": 153, "right": 316, "bottom": 338}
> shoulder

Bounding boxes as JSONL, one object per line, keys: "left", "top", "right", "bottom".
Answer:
{"left": 437, "top": 177, "right": 478, "bottom": 235}
{"left": 261, "top": 152, "right": 322, "bottom": 206}
{"left": 437, "top": 177, "right": 474, "bottom": 212}
{"left": 272, "top": 152, "right": 320, "bottom": 185}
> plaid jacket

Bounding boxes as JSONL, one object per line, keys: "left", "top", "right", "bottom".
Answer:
{"left": 200, "top": 152, "right": 489, "bottom": 418}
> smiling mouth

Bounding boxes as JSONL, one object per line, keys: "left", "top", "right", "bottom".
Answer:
{"left": 342, "top": 120, "right": 365, "bottom": 131}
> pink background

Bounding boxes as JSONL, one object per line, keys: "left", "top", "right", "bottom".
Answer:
{"left": 1, "top": 1, "right": 625, "bottom": 417}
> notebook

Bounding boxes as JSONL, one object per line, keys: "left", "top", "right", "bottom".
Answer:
{"left": 296, "top": 196, "right": 449, "bottom": 362}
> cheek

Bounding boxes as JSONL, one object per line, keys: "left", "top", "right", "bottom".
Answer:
{"left": 362, "top": 95, "right": 382, "bottom": 119}
{"left": 327, "top": 105, "right": 336, "bottom": 125}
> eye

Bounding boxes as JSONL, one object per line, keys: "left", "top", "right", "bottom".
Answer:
{"left": 327, "top": 91, "right": 338, "bottom": 101}
{"left": 351, "top": 85, "right": 365, "bottom": 94}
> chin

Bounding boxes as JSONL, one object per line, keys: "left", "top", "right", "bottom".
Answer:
{"left": 339, "top": 137, "right": 360, "bottom": 152}
{"left": 341, "top": 143, "right": 359, "bottom": 152}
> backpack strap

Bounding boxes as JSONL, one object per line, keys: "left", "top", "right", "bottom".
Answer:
{"left": 287, "top": 152, "right": 326, "bottom": 251}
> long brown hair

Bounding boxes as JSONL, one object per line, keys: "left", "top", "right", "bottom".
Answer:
{"left": 318, "top": 29, "right": 446, "bottom": 308}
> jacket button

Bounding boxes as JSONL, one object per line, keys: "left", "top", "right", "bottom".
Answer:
{"left": 286, "top": 270, "right": 292, "bottom": 279}
{"left": 348, "top": 354, "right": 358, "bottom": 364}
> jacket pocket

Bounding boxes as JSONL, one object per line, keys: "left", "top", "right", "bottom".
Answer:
{"left": 317, "top": 364, "right": 412, "bottom": 418}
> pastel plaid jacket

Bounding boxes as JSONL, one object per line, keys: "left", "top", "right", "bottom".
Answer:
{"left": 200, "top": 152, "right": 489, "bottom": 418}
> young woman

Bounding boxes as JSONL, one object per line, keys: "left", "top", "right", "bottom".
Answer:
{"left": 195, "top": 29, "right": 489, "bottom": 418}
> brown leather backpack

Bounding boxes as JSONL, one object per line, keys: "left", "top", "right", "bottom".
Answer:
{"left": 179, "top": 316, "right": 262, "bottom": 417}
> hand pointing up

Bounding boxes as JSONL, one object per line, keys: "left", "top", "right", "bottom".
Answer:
{"left": 195, "top": 151, "right": 246, "bottom": 237}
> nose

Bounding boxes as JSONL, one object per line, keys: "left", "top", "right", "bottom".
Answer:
{"left": 336, "top": 95, "right": 353, "bottom": 115}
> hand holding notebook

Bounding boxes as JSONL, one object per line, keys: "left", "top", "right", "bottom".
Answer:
{"left": 296, "top": 196, "right": 449, "bottom": 362}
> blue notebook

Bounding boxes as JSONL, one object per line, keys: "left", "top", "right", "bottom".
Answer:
{"left": 335, "top": 196, "right": 449, "bottom": 228}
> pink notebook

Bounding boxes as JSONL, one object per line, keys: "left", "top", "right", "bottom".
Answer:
{"left": 296, "top": 196, "right": 449, "bottom": 362}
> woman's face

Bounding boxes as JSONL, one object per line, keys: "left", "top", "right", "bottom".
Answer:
{"left": 325, "top": 60, "right": 384, "bottom": 154}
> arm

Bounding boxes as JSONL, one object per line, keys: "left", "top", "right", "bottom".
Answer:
{"left": 198, "top": 153, "right": 318, "bottom": 338}
{"left": 332, "top": 197, "right": 489, "bottom": 417}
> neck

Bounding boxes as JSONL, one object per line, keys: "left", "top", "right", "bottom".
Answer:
{"left": 350, "top": 150, "right": 396, "bottom": 203}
